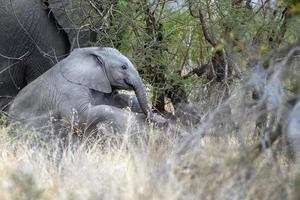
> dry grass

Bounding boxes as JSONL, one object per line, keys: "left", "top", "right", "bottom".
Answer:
{"left": 0, "top": 124, "right": 299, "bottom": 200}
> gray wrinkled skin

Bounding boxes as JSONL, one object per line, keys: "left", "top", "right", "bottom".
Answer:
{"left": 0, "top": 0, "right": 71, "bottom": 111}
{"left": 0, "top": 0, "right": 96, "bottom": 111}
{"left": 9, "top": 47, "right": 165, "bottom": 138}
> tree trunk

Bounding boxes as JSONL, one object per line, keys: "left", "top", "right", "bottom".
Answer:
{"left": 142, "top": 3, "right": 166, "bottom": 113}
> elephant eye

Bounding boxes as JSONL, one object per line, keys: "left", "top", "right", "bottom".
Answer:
{"left": 95, "top": 56, "right": 104, "bottom": 67}
{"left": 121, "top": 65, "right": 128, "bottom": 70}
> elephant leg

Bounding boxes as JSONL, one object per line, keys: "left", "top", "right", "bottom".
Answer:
{"left": 0, "top": 69, "right": 24, "bottom": 112}
{"left": 0, "top": 58, "right": 27, "bottom": 112}
{"left": 109, "top": 93, "right": 143, "bottom": 113}
{"left": 81, "top": 105, "right": 145, "bottom": 135}
{"left": 109, "top": 94, "right": 168, "bottom": 127}
{"left": 0, "top": 97, "right": 13, "bottom": 112}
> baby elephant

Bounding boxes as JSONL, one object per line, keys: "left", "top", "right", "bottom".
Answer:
{"left": 9, "top": 47, "right": 166, "bottom": 138}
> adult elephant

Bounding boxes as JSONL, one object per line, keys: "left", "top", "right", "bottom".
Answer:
{"left": 9, "top": 47, "right": 165, "bottom": 137}
{"left": 0, "top": 0, "right": 97, "bottom": 111}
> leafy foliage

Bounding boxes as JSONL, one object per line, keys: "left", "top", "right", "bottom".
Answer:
{"left": 80, "top": 0, "right": 300, "bottom": 113}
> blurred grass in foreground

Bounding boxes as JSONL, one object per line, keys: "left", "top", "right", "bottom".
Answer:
{"left": 0, "top": 125, "right": 299, "bottom": 200}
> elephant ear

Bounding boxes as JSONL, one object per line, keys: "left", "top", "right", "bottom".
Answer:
{"left": 47, "top": 0, "right": 94, "bottom": 49}
{"left": 60, "top": 52, "right": 112, "bottom": 93}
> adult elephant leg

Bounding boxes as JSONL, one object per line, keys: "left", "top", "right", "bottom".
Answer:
{"left": 0, "top": 0, "right": 70, "bottom": 111}
{"left": 0, "top": 60, "right": 26, "bottom": 112}
{"left": 0, "top": 97, "right": 13, "bottom": 112}
{"left": 23, "top": 6, "right": 70, "bottom": 84}
{"left": 24, "top": 51, "right": 60, "bottom": 84}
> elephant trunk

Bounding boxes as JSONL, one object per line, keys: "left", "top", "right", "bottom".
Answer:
{"left": 132, "top": 77, "right": 152, "bottom": 119}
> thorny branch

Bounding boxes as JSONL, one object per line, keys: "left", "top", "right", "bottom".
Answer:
{"left": 0, "top": 51, "right": 29, "bottom": 61}
{"left": 87, "top": 0, "right": 103, "bottom": 17}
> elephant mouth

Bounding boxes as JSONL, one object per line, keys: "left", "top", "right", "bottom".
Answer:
{"left": 111, "top": 80, "right": 133, "bottom": 90}
{"left": 124, "top": 79, "right": 134, "bottom": 89}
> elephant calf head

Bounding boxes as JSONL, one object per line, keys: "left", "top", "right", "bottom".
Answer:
{"left": 60, "top": 47, "right": 152, "bottom": 118}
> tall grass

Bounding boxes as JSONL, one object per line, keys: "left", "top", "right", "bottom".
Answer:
{"left": 0, "top": 123, "right": 298, "bottom": 200}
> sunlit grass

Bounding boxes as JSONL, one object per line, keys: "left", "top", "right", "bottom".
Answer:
{"left": 0, "top": 124, "right": 298, "bottom": 200}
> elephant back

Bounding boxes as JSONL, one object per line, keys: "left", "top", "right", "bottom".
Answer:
{"left": 47, "top": 0, "right": 100, "bottom": 49}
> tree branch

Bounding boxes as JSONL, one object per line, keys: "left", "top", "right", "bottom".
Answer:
{"left": 187, "top": 0, "right": 198, "bottom": 18}
{"left": 182, "top": 64, "right": 210, "bottom": 79}
{"left": 198, "top": 9, "right": 217, "bottom": 47}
